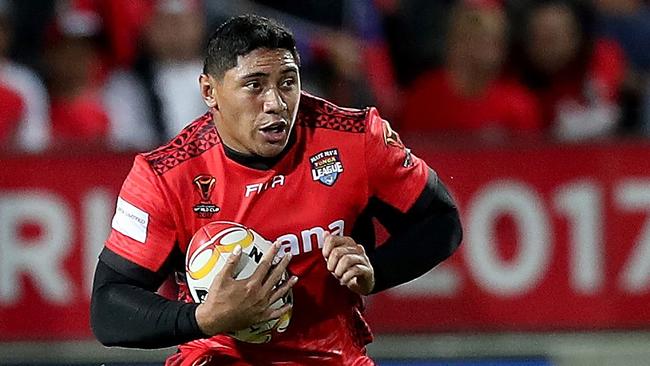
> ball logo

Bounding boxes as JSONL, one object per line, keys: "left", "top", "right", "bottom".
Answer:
{"left": 186, "top": 223, "right": 254, "bottom": 280}
{"left": 185, "top": 221, "right": 293, "bottom": 343}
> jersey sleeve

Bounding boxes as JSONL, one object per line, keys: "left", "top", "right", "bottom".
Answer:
{"left": 104, "top": 154, "right": 177, "bottom": 272}
{"left": 364, "top": 107, "right": 430, "bottom": 213}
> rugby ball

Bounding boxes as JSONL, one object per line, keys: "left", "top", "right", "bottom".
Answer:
{"left": 185, "top": 221, "right": 292, "bottom": 343}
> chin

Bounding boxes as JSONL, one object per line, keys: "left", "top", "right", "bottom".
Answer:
{"left": 257, "top": 143, "right": 286, "bottom": 158}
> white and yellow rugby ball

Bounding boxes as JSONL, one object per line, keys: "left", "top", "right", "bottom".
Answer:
{"left": 185, "top": 221, "right": 292, "bottom": 343}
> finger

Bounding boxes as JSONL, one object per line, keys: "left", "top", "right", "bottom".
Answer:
{"left": 322, "top": 231, "right": 331, "bottom": 257}
{"left": 322, "top": 231, "right": 343, "bottom": 258}
{"left": 326, "top": 245, "right": 360, "bottom": 272}
{"left": 262, "top": 253, "right": 292, "bottom": 294}
{"left": 333, "top": 253, "right": 366, "bottom": 278}
{"left": 339, "top": 264, "right": 371, "bottom": 285}
{"left": 333, "top": 244, "right": 366, "bottom": 275}
{"left": 251, "top": 241, "right": 281, "bottom": 282}
{"left": 346, "top": 278, "right": 363, "bottom": 295}
{"left": 268, "top": 275, "right": 298, "bottom": 304}
{"left": 216, "top": 244, "right": 242, "bottom": 281}
{"left": 265, "top": 302, "right": 293, "bottom": 322}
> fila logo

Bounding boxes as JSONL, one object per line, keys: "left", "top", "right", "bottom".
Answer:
{"left": 245, "top": 175, "right": 285, "bottom": 197}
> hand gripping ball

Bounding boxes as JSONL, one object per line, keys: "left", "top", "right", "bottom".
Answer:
{"left": 185, "top": 221, "right": 293, "bottom": 343}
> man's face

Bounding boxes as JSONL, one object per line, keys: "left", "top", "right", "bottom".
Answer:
{"left": 526, "top": 4, "right": 580, "bottom": 74}
{"left": 203, "top": 48, "right": 301, "bottom": 158}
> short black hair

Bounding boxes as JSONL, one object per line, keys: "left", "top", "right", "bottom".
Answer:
{"left": 203, "top": 14, "right": 300, "bottom": 78}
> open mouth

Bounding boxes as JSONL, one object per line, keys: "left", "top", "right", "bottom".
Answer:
{"left": 259, "top": 121, "right": 287, "bottom": 133}
{"left": 259, "top": 121, "right": 288, "bottom": 143}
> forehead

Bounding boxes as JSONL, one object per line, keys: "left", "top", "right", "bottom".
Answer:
{"left": 531, "top": 5, "right": 575, "bottom": 27}
{"left": 230, "top": 48, "right": 298, "bottom": 77}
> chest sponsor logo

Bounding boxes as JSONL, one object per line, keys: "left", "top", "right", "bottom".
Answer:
{"left": 193, "top": 175, "right": 220, "bottom": 218}
{"left": 382, "top": 119, "right": 413, "bottom": 168}
{"left": 310, "top": 148, "right": 343, "bottom": 186}
{"left": 186, "top": 218, "right": 346, "bottom": 259}
{"left": 275, "top": 219, "right": 345, "bottom": 256}
{"left": 245, "top": 175, "right": 285, "bottom": 197}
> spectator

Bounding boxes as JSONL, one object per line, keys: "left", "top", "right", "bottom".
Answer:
{"left": 103, "top": 0, "right": 207, "bottom": 148}
{"left": 95, "top": 0, "right": 157, "bottom": 68}
{"left": 226, "top": 0, "right": 399, "bottom": 115}
{"left": 401, "top": 0, "right": 541, "bottom": 139}
{"left": 379, "top": 0, "right": 453, "bottom": 87}
{"left": 43, "top": 2, "right": 110, "bottom": 149}
{"left": 594, "top": 0, "right": 650, "bottom": 134}
{"left": 518, "top": 0, "right": 626, "bottom": 141}
{"left": 0, "top": 0, "right": 50, "bottom": 153}
{"left": 595, "top": 0, "right": 650, "bottom": 72}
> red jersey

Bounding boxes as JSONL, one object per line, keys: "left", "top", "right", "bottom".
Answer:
{"left": 401, "top": 69, "right": 541, "bottom": 134}
{"left": 50, "top": 89, "right": 110, "bottom": 143}
{"left": 105, "top": 92, "right": 430, "bottom": 365}
{"left": 533, "top": 39, "right": 626, "bottom": 129}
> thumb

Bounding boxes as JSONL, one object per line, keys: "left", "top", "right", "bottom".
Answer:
{"left": 220, "top": 244, "right": 242, "bottom": 279}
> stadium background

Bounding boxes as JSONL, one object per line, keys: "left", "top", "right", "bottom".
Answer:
{"left": 2, "top": 0, "right": 650, "bottom": 365}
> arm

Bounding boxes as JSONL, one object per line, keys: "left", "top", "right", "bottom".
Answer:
{"left": 90, "top": 249, "right": 204, "bottom": 349}
{"left": 93, "top": 156, "right": 295, "bottom": 348}
{"left": 341, "top": 109, "right": 462, "bottom": 294}
{"left": 90, "top": 155, "right": 204, "bottom": 348}
{"left": 367, "top": 168, "right": 462, "bottom": 293}
{"left": 322, "top": 168, "right": 461, "bottom": 295}
{"left": 91, "top": 244, "right": 296, "bottom": 348}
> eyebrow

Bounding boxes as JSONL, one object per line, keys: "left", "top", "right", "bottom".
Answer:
{"left": 241, "top": 66, "right": 299, "bottom": 80}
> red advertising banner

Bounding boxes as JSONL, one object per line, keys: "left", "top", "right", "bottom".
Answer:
{"left": 0, "top": 153, "right": 133, "bottom": 340}
{"left": 2, "top": 141, "right": 650, "bottom": 340}
{"left": 367, "top": 141, "right": 650, "bottom": 332}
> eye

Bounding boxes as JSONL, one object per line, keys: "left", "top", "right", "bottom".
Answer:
{"left": 280, "top": 77, "right": 297, "bottom": 89}
{"left": 244, "top": 80, "right": 262, "bottom": 91}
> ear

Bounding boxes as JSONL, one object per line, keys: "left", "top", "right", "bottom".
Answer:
{"left": 199, "top": 73, "right": 218, "bottom": 109}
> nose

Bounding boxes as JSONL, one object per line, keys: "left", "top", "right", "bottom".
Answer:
{"left": 263, "top": 88, "right": 287, "bottom": 114}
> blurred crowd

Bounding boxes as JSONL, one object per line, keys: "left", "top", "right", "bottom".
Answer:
{"left": 1, "top": 0, "right": 650, "bottom": 153}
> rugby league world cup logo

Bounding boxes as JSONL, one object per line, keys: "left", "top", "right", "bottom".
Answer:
{"left": 193, "top": 175, "right": 220, "bottom": 218}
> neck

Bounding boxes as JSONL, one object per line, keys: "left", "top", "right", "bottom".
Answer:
{"left": 215, "top": 127, "right": 296, "bottom": 171}
{"left": 210, "top": 109, "right": 296, "bottom": 170}
{"left": 221, "top": 143, "right": 287, "bottom": 170}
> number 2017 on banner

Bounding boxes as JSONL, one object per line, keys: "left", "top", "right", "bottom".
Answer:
{"left": 394, "top": 179, "right": 650, "bottom": 298}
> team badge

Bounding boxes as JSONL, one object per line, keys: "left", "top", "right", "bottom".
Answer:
{"left": 310, "top": 148, "right": 343, "bottom": 186}
{"left": 382, "top": 120, "right": 413, "bottom": 168}
{"left": 193, "top": 175, "right": 220, "bottom": 218}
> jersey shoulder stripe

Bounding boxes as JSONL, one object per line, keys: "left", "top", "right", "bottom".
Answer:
{"left": 142, "top": 113, "right": 219, "bottom": 175}
{"left": 297, "top": 92, "right": 368, "bottom": 133}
